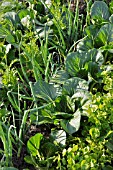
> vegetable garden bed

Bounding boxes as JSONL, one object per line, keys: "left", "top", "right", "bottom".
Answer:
{"left": 1, "top": 0, "right": 113, "bottom": 169}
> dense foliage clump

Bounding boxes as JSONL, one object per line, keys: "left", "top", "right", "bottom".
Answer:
{"left": 0, "top": 0, "right": 113, "bottom": 169}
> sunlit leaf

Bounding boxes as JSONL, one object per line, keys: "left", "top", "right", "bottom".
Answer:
{"left": 63, "top": 77, "right": 88, "bottom": 96}
{"left": 66, "top": 49, "right": 104, "bottom": 79}
{"left": 51, "top": 70, "right": 70, "bottom": 84}
{"left": 18, "top": 9, "right": 29, "bottom": 20}
{"left": 96, "top": 24, "right": 113, "bottom": 46}
{"left": 109, "top": 14, "right": 113, "bottom": 23}
{"left": 27, "top": 133, "right": 43, "bottom": 156}
{"left": 77, "top": 37, "right": 94, "bottom": 52}
{"left": 51, "top": 129, "right": 66, "bottom": 146}
{"left": 0, "top": 27, "right": 10, "bottom": 38}
{"left": 33, "top": 80, "right": 58, "bottom": 103}
{"left": 60, "top": 110, "right": 81, "bottom": 134}
{"left": 91, "top": 1, "right": 110, "bottom": 24}
{"left": 4, "top": 11, "right": 19, "bottom": 25}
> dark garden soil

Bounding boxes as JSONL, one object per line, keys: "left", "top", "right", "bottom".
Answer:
{"left": 12, "top": 146, "right": 34, "bottom": 170}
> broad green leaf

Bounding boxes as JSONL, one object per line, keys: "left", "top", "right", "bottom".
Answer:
{"left": 71, "top": 89, "right": 91, "bottom": 116}
{"left": 91, "top": 1, "right": 110, "bottom": 24}
{"left": 33, "top": 80, "right": 58, "bottom": 102}
{"left": 6, "top": 34, "right": 15, "bottom": 44}
{"left": 88, "top": 62, "right": 99, "bottom": 79}
{"left": 55, "top": 95, "right": 74, "bottom": 113}
{"left": 66, "top": 51, "right": 83, "bottom": 77}
{"left": 24, "top": 155, "right": 36, "bottom": 165}
{"left": 63, "top": 77, "right": 88, "bottom": 96}
{"left": 95, "top": 24, "right": 113, "bottom": 46}
{"left": 27, "top": 133, "right": 43, "bottom": 156}
{"left": 60, "top": 110, "right": 81, "bottom": 134}
{"left": 86, "top": 49, "right": 104, "bottom": 65}
{"left": 72, "top": 89, "right": 91, "bottom": 107}
{"left": 18, "top": 9, "right": 29, "bottom": 20}
{"left": 26, "top": 0, "right": 34, "bottom": 3}
{"left": 4, "top": 11, "right": 19, "bottom": 25}
{"left": 0, "top": 27, "right": 18, "bottom": 47}
{"left": 51, "top": 129, "right": 66, "bottom": 146}
{"left": 51, "top": 70, "right": 70, "bottom": 84}
{"left": 37, "top": 109, "right": 53, "bottom": 125}
{"left": 0, "top": 27, "right": 10, "bottom": 38}
{"left": 66, "top": 49, "right": 104, "bottom": 78}
{"left": 84, "top": 25, "right": 99, "bottom": 39}
{"left": 77, "top": 37, "right": 94, "bottom": 52}
{"left": 35, "top": 2, "right": 45, "bottom": 14}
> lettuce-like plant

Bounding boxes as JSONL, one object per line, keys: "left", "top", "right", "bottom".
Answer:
{"left": 52, "top": 67, "right": 113, "bottom": 170}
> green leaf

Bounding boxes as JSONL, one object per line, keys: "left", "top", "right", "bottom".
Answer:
{"left": 0, "top": 27, "right": 10, "bottom": 38}
{"left": 72, "top": 89, "right": 91, "bottom": 108}
{"left": 0, "top": 26, "right": 18, "bottom": 47}
{"left": 77, "top": 37, "right": 94, "bottom": 52}
{"left": 51, "top": 129, "right": 66, "bottom": 146}
{"left": 96, "top": 24, "right": 113, "bottom": 46}
{"left": 33, "top": 80, "right": 58, "bottom": 103}
{"left": 60, "top": 110, "right": 81, "bottom": 134}
{"left": 109, "top": 14, "right": 113, "bottom": 24}
{"left": 24, "top": 155, "right": 35, "bottom": 165}
{"left": 27, "top": 133, "right": 43, "bottom": 156}
{"left": 35, "top": 2, "right": 45, "bottom": 14}
{"left": 86, "top": 49, "right": 104, "bottom": 65}
{"left": 88, "top": 62, "right": 99, "bottom": 79}
{"left": 4, "top": 11, "right": 19, "bottom": 25}
{"left": 91, "top": 1, "right": 110, "bottom": 24}
{"left": 55, "top": 95, "right": 74, "bottom": 113}
{"left": 99, "top": 44, "right": 113, "bottom": 53}
{"left": 63, "top": 77, "right": 88, "bottom": 96}
{"left": 109, "top": 1, "right": 113, "bottom": 14}
{"left": 6, "top": 34, "right": 15, "bottom": 44}
{"left": 42, "top": 142, "right": 58, "bottom": 157}
{"left": 51, "top": 70, "right": 70, "bottom": 84}
{"left": 77, "top": 25, "right": 99, "bottom": 52}
{"left": 52, "top": 112, "right": 73, "bottom": 119}
{"left": 66, "top": 51, "right": 83, "bottom": 77}
{"left": 18, "top": 9, "right": 29, "bottom": 20}
{"left": 84, "top": 25, "right": 99, "bottom": 39}
{"left": 66, "top": 49, "right": 104, "bottom": 78}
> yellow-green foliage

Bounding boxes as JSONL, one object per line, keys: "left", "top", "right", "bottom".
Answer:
{"left": 54, "top": 68, "right": 113, "bottom": 170}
